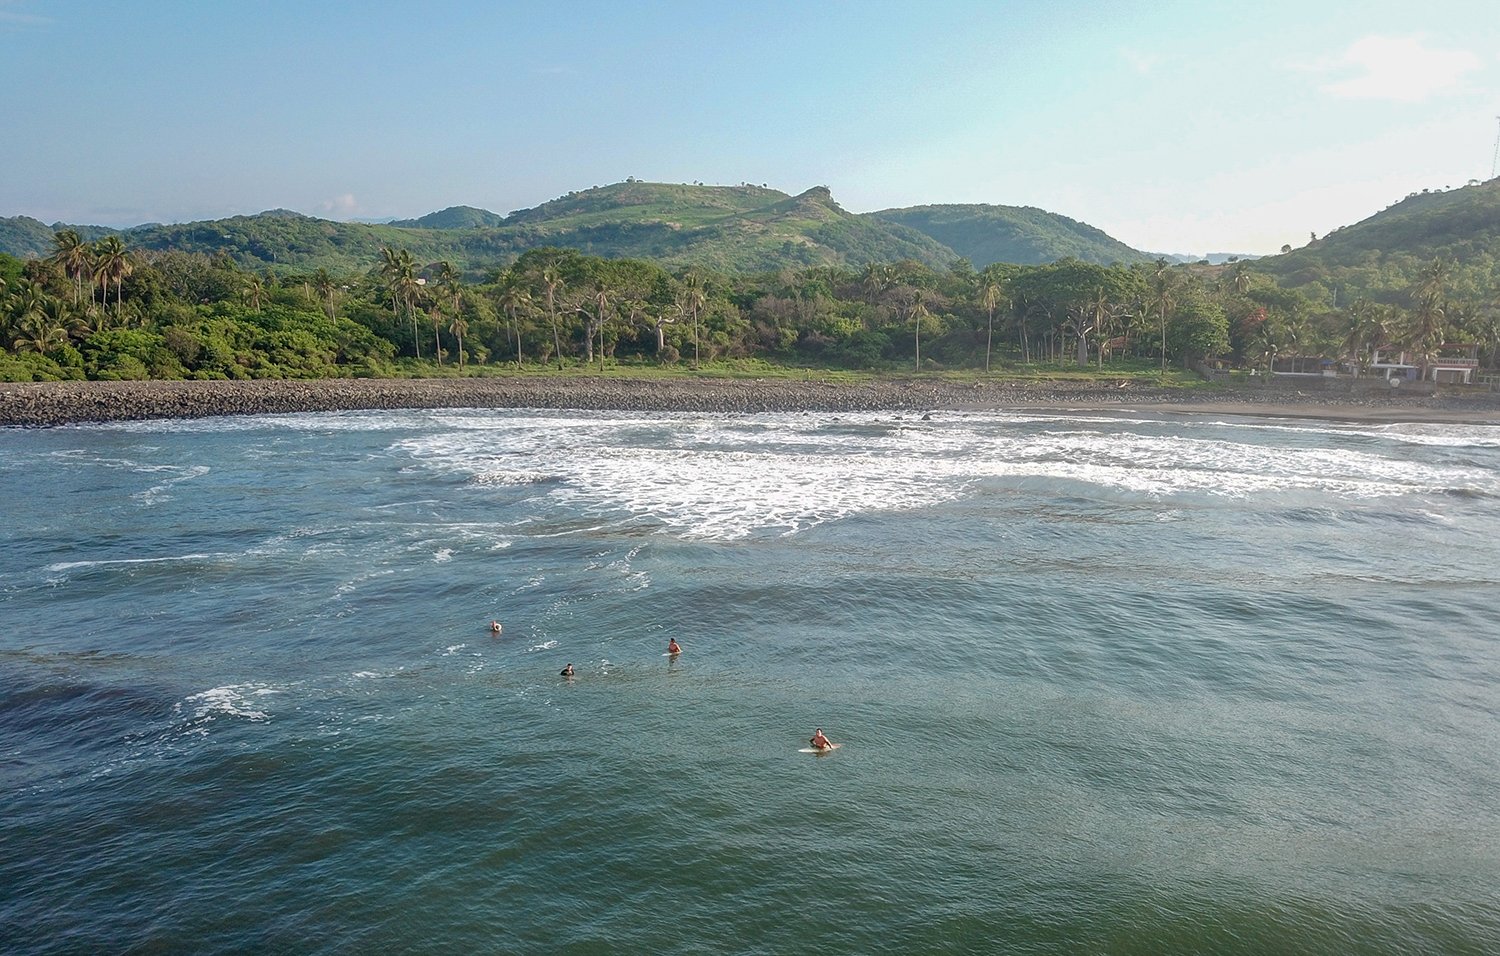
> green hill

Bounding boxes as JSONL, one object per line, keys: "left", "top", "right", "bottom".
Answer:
{"left": 4, "top": 182, "right": 1175, "bottom": 275}
{"left": 0, "top": 216, "right": 119, "bottom": 258}
{"left": 474, "top": 181, "right": 956, "bottom": 271}
{"left": 1254, "top": 179, "right": 1500, "bottom": 300}
{"left": 0, "top": 182, "right": 959, "bottom": 275}
{"left": 389, "top": 205, "right": 508, "bottom": 229}
{"left": 867, "top": 203, "right": 1153, "bottom": 267}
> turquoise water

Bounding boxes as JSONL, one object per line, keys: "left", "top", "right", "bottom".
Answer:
{"left": 3, "top": 408, "right": 1499, "bottom": 954}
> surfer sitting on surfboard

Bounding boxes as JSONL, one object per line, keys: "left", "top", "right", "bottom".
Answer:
{"left": 810, "top": 729, "right": 833, "bottom": 751}
{"left": 667, "top": 638, "right": 681, "bottom": 655}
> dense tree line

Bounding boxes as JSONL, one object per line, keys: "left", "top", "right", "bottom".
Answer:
{"left": 2, "top": 231, "right": 1497, "bottom": 382}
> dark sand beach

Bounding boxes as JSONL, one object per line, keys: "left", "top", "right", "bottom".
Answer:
{"left": 2, "top": 376, "right": 1498, "bottom": 427}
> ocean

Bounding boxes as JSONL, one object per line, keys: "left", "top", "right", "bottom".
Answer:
{"left": 3, "top": 407, "right": 1498, "bottom": 954}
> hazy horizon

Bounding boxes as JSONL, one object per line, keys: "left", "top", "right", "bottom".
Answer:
{"left": 3, "top": 0, "right": 1497, "bottom": 255}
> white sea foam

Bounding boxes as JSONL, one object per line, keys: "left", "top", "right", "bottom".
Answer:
{"left": 181, "top": 683, "right": 276, "bottom": 721}
{"left": 433, "top": 548, "right": 453, "bottom": 563}
{"left": 528, "top": 640, "right": 559, "bottom": 652}
{"left": 380, "top": 408, "right": 1500, "bottom": 540}
{"left": 45, "top": 553, "right": 224, "bottom": 573}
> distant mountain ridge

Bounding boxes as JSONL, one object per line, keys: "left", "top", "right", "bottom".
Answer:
{"left": 1, "top": 181, "right": 1157, "bottom": 273}
{"left": 868, "top": 203, "right": 1153, "bottom": 267}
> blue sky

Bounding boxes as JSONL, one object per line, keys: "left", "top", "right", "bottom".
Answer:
{"left": 2, "top": 0, "right": 1497, "bottom": 254}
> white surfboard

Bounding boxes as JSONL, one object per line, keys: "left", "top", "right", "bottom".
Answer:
{"left": 798, "top": 743, "right": 842, "bottom": 754}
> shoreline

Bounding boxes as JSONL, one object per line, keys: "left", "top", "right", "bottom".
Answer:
{"left": 3, "top": 376, "right": 1499, "bottom": 427}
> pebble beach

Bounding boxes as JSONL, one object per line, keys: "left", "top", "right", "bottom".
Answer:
{"left": 2, "top": 375, "right": 1498, "bottom": 427}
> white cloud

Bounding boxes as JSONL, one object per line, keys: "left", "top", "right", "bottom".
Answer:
{"left": 318, "top": 193, "right": 360, "bottom": 217}
{"left": 0, "top": 0, "right": 52, "bottom": 28}
{"left": 1120, "top": 48, "right": 1159, "bottom": 75}
{"left": 1312, "top": 35, "right": 1482, "bottom": 103}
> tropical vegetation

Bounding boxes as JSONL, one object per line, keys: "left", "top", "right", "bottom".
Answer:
{"left": 4, "top": 179, "right": 1499, "bottom": 384}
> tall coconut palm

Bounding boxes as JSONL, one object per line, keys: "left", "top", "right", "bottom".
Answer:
{"left": 980, "top": 279, "right": 1003, "bottom": 373}
{"left": 497, "top": 283, "right": 532, "bottom": 366}
{"left": 907, "top": 291, "right": 932, "bottom": 372}
{"left": 449, "top": 314, "right": 469, "bottom": 371}
{"left": 538, "top": 262, "right": 565, "bottom": 367}
{"left": 93, "top": 236, "right": 132, "bottom": 321}
{"left": 427, "top": 300, "right": 446, "bottom": 366}
{"left": 433, "top": 261, "right": 463, "bottom": 367}
{"left": 1408, "top": 259, "right": 1450, "bottom": 372}
{"left": 312, "top": 268, "right": 337, "bottom": 319}
{"left": 1150, "top": 258, "right": 1178, "bottom": 372}
{"left": 379, "top": 247, "right": 423, "bottom": 359}
{"left": 583, "top": 278, "right": 611, "bottom": 364}
{"left": 680, "top": 271, "right": 706, "bottom": 368}
{"left": 50, "top": 230, "right": 91, "bottom": 308}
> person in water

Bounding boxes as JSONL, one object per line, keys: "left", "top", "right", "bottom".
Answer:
{"left": 560, "top": 663, "right": 575, "bottom": 677}
{"left": 667, "top": 638, "right": 681, "bottom": 655}
{"left": 489, "top": 621, "right": 502, "bottom": 635}
{"left": 810, "top": 728, "right": 833, "bottom": 750}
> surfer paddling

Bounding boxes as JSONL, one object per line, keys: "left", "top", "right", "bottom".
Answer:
{"left": 667, "top": 638, "right": 681, "bottom": 655}
{"left": 810, "top": 728, "right": 833, "bottom": 751}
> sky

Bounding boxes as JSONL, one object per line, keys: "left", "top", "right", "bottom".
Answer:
{"left": 2, "top": 0, "right": 1497, "bottom": 255}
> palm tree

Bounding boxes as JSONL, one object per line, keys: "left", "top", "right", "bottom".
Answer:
{"left": 312, "top": 268, "right": 337, "bottom": 319}
{"left": 680, "top": 271, "right": 706, "bottom": 368}
{"left": 17, "top": 307, "right": 69, "bottom": 354}
{"left": 378, "top": 247, "right": 413, "bottom": 358}
{"left": 432, "top": 262, "right": 463, "bottom": 368}
{"left": 980, "top": 280, "right": 1003, "bottom": 372}
{"left": 49, "top": 230, "right": 91, "bottom": 308}
{"left": 1085, "top": 286, "right": 1117, "bottom": 369}
{"left": 1150, "top": 258, "right": 1178, "bottom": 372}
{"left": 2, "top": 280, "right": 47, "bottom": 351}
{"left": 1407, "top": 259, "right": 1450, "bottom": 373}
{"left": 907, "top": 291, "right": 932, "bottom": 372}
{"left": 497, "top": 283, "right": 532, "bottom": 366}
{"left": 427, "top": 300, "right": 446, "bottom": 366}
{"left": 540, "top": 261, "right": 564, "bottom": 367}
{"left": 93, "top": 236, "right": 132, "bottom": 321}
{"left": 243, "top": 275, "right": 267, "bottom": 312}
{"left": 449, "top": 314, "right": 469, "bottom": 371}
{"left": 582, "top": 278, "right": 612, "bottom": 364}
{"left": 379, "top": 247, "right": 423, "bottom": 359}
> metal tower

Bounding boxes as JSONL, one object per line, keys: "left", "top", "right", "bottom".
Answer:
{"left": 1493, "top": 116, "right": 1500, "bottom": 181}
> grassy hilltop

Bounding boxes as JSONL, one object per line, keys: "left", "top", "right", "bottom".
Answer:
{"left": 2, "top": 181, "right": 1163, "bottom": 275}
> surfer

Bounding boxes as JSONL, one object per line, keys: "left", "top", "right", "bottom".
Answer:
{"left": 489, "top": 620, "right": 502, "bottom": 635}
{"left": 560, "top": 663, "right": 575, "bottom": 677}
{"left": 667, "top": 638, "right": 681, "bottom": 655}
{"left": 810, "top": 728, "right": 833, "bottom": 751}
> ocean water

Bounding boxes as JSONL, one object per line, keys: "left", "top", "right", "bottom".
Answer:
{"left": 2, "top": 407, "right": 1498, "bottom": 954}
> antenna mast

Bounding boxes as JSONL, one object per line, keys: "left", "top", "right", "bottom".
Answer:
{"left": 1492, "top": 116, "right": 1500, "bottom": 181}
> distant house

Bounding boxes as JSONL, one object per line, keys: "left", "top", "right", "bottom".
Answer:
{"left": 1427, "top": 344, "right": 1480, "bottom": 384}
{"left": 1368, "top": 347, "right": 1421, "bottom": 383}
{"left": 1368, "top": 344, "right": 1478, "bottom": 384}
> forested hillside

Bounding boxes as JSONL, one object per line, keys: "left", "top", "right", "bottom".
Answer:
{"left": 869, "top": 204, "right": 1154, "bottom": 267}
{"left": 1257, "top": 179, "right": 1500, "bottom": 305}
{"left": 5, "top": 180, "right": 1499, "bottom": 385}
{"left": 2, "top": 183, "right": 963, "bottom": 275}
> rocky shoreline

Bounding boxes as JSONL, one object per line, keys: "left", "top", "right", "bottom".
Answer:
{"left": 2, "top": 376, "right": 1499, "bottom": 427}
